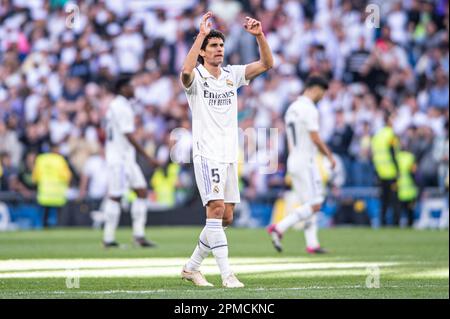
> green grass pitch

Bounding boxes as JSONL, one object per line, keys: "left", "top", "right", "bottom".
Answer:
{"left": 0, "top": 227, "right": 448, "bottom": 299}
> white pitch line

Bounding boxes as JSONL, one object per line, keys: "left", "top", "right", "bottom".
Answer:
{"left": 0, "top": 260, "right": 399, "bottom": 279}
{"left": 0, "top": 257, "right": 343, "bottom": 272}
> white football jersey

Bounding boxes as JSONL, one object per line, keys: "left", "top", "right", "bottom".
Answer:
{"left": 285, "top": 95, "right": 320, "bottom": 164}
{"left": 183, "top": 64, "right": 249, "bottom": 163}
{"left": 105, "top": 95, "right": 136, "bottom": 164}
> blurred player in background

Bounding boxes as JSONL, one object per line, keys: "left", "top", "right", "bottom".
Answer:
{"left": 281, "top": 152, "right": 345, "bottom": 254}
{"left": 268, "top": 76, "right": 335, "bottom": 253}
{"left": 102, "top": 76, "right": 157, "bottom": 248}
{"left": 180, "top": 12, "right": 273, "bottom": 288}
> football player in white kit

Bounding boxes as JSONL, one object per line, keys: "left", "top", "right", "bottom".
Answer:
{"left": 180, "top": 12, "right": 273, "bottom": 288}
{"left": 267, "top": 76, "right": 336, "bottom": 253}
{"left": 102, "top": 76, "right": 157, "bottom": 248}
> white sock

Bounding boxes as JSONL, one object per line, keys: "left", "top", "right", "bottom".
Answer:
{"left": 205, "top": 218, "right": 232, "bottom": 280}
{"left": 276, "top": 204, "right": 313, "bottom": 234}
{"left": 131, "top": 198, "right": 147, "bottom": 238}
{"left": 186, "top": 226, "right": 211, "bottom": 271}
{"left": 304, "top": 214, "right": 320, "bottom": 249}
{"left": 103, "top": 199, "right": 121, "bottom": 243}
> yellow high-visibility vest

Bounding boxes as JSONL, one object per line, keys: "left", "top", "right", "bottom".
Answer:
{"left": 32, "top": 153, "right": 71, "bottom": 207}
{"left": 397, "top": 151, "right": 418, "bottom": 202}
{"left": 316, "top": 153, "right": 330, "bottom": 186}
{"left": 150, "top": 163, "right": 180, "bottom": 206}
{"left": 371, "top": 127, "right": 399, "bottom": 180}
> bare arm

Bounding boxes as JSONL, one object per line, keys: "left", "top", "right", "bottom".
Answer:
{"left": 125, "top": 133, "right": 158, "bottom": 167}
{"left": 78, "top": 174, "right": 89, "bottom": 199}
{"left": 180, "top": 12, "right": 212, "bottom": 88}
{"left": 310, "top": 131, "right": 336, "bottom": 169}
{"left": 244, "top": 17, "right": 274, "bottom": 81}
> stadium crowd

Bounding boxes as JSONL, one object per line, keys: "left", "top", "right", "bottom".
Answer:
{"left": 0, "top": 0, "right": 448, "bottom": 209}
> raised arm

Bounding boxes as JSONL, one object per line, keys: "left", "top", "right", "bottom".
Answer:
{"left": 180, "top": 12, "right": 212, "bottom": 88}
{"left": 243, "top": 17, "right": 274, "bottom": 81}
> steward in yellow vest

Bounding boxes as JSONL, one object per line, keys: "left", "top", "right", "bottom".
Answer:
{"left": 372, "top": 126, "right": 399, "bottom": 180}
{"left": 371, "top": 114, "right": 401, "bottom": 226}
{"left": 150, "top": 162, "right": 180, "bottom": 207}
{"left": 397, "top": 150, "right": 418, "bottom": 227}
{"left": 32, "top": 144, "right": 72, "bottom": 227}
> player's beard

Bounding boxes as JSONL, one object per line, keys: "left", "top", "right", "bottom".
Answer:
{"left": 210, "top": 55, "right": 223, "bottom": 66}
{"left": 210, "top": 60, "right": 222, "bottom": 67}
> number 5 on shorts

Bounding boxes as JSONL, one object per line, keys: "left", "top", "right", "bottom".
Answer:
{"left": 211, "top": 169, "right": 220, "bottom": 183}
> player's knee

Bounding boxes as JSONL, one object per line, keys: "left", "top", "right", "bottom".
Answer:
{"left": 135, "top": 189, "right": 147, "bottom": 198}
{"left": 109, "top": 196, "right": 121, "bottom": 202}
{"left": 223, "top": 215, "right": 233, "bottom": 227}
{"left": 208, "top": 203, "right": 226, "bottom": 219}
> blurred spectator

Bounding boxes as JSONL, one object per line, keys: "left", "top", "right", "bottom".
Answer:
{"left": 17, "top": 151, "right": 37, "bottom": 198}
{"left": 328, "top": 108, "right": 354, "bottom": 184}
{"left": 19, "top": 122, "right": 50, "bottom": 155}
{"left": 435, "top": 120, "right": 449, "bottom": 193}
{"left": 0, "top": 119, "right": 22, "bottom": 167}
{"left": 0, "top": 152, "right": 17, "bottom": 192}
{"left": 412, "top": 125, "right": 440, "bottom": 194}
{"left": 429, "top": 68, "right": 449, "bottom": 110}
{"left": 350, "top": 120, "right": 376, "bottom": 186}
{"left": 78, "top": 148, "right": 108, "bottom": 201}
{"left": 345, "top": 36, "right": 371, "bottom": 83}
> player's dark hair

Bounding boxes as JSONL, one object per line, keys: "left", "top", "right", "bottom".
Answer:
{"left": 196, "top": 29, "right": 225, "bottom": 65}
{"left": 114, "top": 75, "right": 132, "bottom": 93}
{"left": 49, "top": 141, "right": 59, "bottom": 150}
{"left": 383, "top": 111, "right": 393, "bottom": 124}
{"left": 304, "top": 75, "right": 329, "bottom": 91}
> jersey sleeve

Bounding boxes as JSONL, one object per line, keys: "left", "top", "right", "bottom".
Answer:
{"left": 305, "top": 106, "right": 320, "bottom": 132}
{"left": 229, "top": 65, "right": 250, "bottom": 88}
{"left": 182, "top": 69, "right": 198, "bottom": 95}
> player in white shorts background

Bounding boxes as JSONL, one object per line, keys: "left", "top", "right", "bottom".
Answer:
{"left": 102, "top": 76, "right": 157, "bottom": 248}
{"left": 267, "top": 75, "right": 336, "bottom": 253}
{"left": 180, "top": 12, "right": 273, "bottom": 288}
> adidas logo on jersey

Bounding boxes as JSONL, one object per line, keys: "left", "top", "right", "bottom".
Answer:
{"left": 226, "top": 79, "right": 233, "bottom": 87}
{"left": 203, "top": 81, "right": 209, "bottom": 88}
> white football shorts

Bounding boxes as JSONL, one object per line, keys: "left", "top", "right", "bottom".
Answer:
{"left": 193, "top": 156, "right": 240, "bottom": 207}
{"left": 288, "top": 158, "right": 324, "bottom": 206}
{"left": 107, "top": 161, "right": 147, "bottom": 197}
